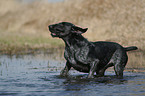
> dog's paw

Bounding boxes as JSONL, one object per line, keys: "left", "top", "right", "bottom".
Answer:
{"left": 87, "top": 75, "right": 95, "bottom": 79}
{"left": 60, "top": 71, "right": 69, "bottom": 77}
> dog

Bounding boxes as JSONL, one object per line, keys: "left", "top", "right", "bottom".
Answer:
{"left": 48, "top": 22, "right": 138, "bottom": 78}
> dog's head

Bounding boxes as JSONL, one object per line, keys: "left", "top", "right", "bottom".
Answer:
{"left": 48, "top": 22, "right": 88, "bottom": 38}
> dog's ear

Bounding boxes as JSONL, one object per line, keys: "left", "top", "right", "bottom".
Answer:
{"left": 71, "top": 26, "right": 88, "bottom": 34}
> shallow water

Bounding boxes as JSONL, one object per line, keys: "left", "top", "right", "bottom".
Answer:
{"left": 0, "top": 54, "right": 145, "bottom": 96}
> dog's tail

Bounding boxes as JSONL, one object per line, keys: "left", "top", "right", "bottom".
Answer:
{"left": 124, "top": 46, "right": 138, "bottom": 51}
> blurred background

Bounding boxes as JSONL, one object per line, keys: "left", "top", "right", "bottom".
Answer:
{"left": 0, "top": 0, "right": 144, "bottom": 69}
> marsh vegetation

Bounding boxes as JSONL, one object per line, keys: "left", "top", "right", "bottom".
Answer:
{"left": 0, "top": 1, "right": 145, "bottom": 95}
{"left": 0, "top": 0, "right": 144, "bottom": 69}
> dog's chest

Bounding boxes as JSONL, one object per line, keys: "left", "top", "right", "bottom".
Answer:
{"left": 64, "top": 46, "right": 89, "bottom": 64}
{"left": 64, "top": 47, "right": 76, "bottom": 64}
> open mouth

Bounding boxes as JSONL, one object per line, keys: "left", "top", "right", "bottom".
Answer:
{"left": 51, "top": 33, "right": 58, "bottom": 37}
{"left": 51, "top": 33, "right": 56, "bottom": 36}
{"left": 49, "top": 27, "right": 58, "bottom": 37}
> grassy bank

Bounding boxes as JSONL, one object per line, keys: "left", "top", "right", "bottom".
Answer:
{"left": 0, "top": 0, "right": 145, "bottom": 69}
{"left": 0, "top": 30, "right": 64, "bottom": 54}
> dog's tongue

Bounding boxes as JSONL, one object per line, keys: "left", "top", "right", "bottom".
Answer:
{"left": 52, "top": 33, "right": 56, "bottom": 35}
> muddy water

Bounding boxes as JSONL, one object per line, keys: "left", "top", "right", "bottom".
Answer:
{"left": 0, "top": 54, "right": 145, "bottom": 96}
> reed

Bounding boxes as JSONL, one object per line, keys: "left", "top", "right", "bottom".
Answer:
{"left": 0, "top": 0, "right": 144, "bottom": 69}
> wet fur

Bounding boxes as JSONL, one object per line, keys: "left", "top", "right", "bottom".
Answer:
{"left": 48, "top": 22, "right": 138, "bottom": 78}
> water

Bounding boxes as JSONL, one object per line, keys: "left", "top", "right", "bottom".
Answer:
{"left": 0, "top": 54, "right": 145, "bottom": 96}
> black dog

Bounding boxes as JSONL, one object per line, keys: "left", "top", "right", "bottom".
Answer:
{"left": 48, "top": 22, "right": 138, "bottom": 78}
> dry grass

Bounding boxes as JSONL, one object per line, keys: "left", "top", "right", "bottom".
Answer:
{"left": 0, "top": 0, "right": 145, "bottom": 69}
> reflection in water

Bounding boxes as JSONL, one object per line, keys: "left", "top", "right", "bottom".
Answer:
{"left": 0, "top": 54, "right": 145, "bottom": 96}
{"left": 62, "top": 75, "right": 127, "bottom": 91}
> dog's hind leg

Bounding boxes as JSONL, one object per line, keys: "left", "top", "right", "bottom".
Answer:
{"left": 114, "top": 62, "right": 126, "bottom": 79}
{"left": 113, "top": 50, "right": 128, "bottom": 79}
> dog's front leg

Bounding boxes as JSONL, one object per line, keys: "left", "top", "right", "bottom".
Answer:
{"left": 60, "top": 62, "right": 71, "bottom": 77}
{"left": 88, "top": 59, "right": 99, "bottom": 78}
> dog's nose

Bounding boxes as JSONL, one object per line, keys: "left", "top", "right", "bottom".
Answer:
{"left": 48, "top": 25, "right": 53, "bottom": 29}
